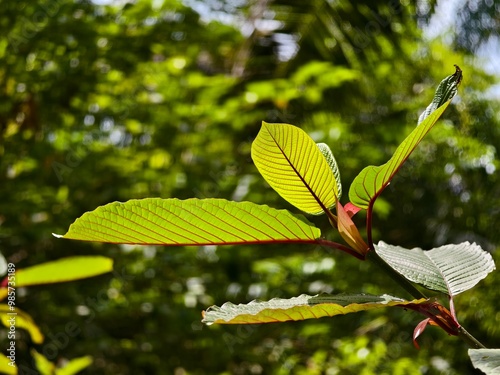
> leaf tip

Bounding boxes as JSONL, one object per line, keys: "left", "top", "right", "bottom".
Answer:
{"left": 52, "top": 233, "right": 64, "bottom": 239}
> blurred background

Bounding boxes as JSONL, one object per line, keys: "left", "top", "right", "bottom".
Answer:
{"left": 1, "top": 0, "right": 499, "bottom": 373}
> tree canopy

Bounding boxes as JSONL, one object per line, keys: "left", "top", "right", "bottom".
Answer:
{"left": 1, "top": 0, "right": 499, "bottom": 374}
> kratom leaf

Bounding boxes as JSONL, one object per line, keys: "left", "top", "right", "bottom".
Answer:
{"left": 55, "top": 198, "right": 321, "bottom": 246}
{"left": 418, "top": 65, "right": 462, "bottom": 125}
{"left": 349, "top": 103, "right": 449, "bottom": 209}
{"left": 349, "top": 67, "right": 462, "bottom": 209}
{"left": 0, "top": 353, "right": 16, "bottom": 375}
{"left": 469, "top": 349, "right": 500, "bottom": 375}
{"left": 14, "top": 257, "right": 113, "bottom": 287}
{"left": 251, "top": 122, "right": 339, "bottom": 215}
{"left": 317, "top": 142, "right": 342, "bottom": 199}
{"left": 56, "top": 356, "right": 93, "bottom": 375}
{"left": 0, "top": 305, "right": 44, "bottom": 344}
{"left": 202, "top": 293, "right": 426, "bottom": 325}
{"left": 375, "top": 241, "right": 495, "bottom": 296}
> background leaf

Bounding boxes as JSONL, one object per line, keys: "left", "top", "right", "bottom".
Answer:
{"left": 251, "top": 122, "right": 338, "bottom": 215}
{"left": 0, "top": 353, "right": 16, "bottom": 375}
{"left": 56, "top": 356, "right": 93, "bottom": 375}
{"left": 14, "top": 257, "right": 113, "bottom": 287}
{"left": 57, "top": 198, "right": 321, "bottom": 245}
{"left": 0, "top": 305, "right": 44, "bottom": 344}
{"left": 469, "top": 349, "right": 500, "bottom": 375}
{"left": 202, "top": 293, "right": 426, "bottom": 325}
{"left": 32, "top": 349, "right": 55, "bottom": 375}
{"left": 375, "top": 241, "right": 496, "bottom": 296}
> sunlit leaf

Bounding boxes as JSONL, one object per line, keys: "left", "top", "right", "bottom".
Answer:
{"left": 251, "top": 122, "right": 338, "bottom": 215}
{"left": 375, "top": 241, "right": 495, "bottom": 296}
{"left": 0, "top": 353, "right": 16, "bottom": 375}
{"left": 14, "top": 257, "right": 113, "bottom": 287}
{"left": 56, "top": 198, "right": 321, "bottom": 246}
{"left": 0, "top": 305, "right": 44, "bottom": 344}
{"left": 55, "top": 356, "right": 93, "bottom": 375}
{"left": 349, "top": 103, "right": 450, "bottom": 209}
{"left": 469, "top": 349, "right": 500, "bottom": 375}
{"left": 202, "top": 293, "right": 426, "bottom": 325}
{"left": 349, "top": 68, "right": 462, "bottom": 209}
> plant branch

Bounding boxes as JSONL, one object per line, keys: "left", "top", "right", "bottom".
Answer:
{"left": 317, "top": 239, "right": 365, "bottom": 260}
{"left": 366, "top": 202, "right": 374, "bottom": 249}
{"left": 458, "top": 326, "right": 486, "bottom": 349}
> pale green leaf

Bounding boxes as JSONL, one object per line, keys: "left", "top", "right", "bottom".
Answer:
{"left": 349, "top": 67, "right": 462, "bottom": 209}
{"left": 202, "top": 293, "right": 426, "bottom": 325}
{"left": 0, "top": 353, "right": 17, "bottom": 375}
{"left": 317, "top": 142, "right": 342, "bottom": 199}
{"left": 251, "top": 122, "right": 338, "bottom": 215}
{"left": 56, "top": 198, "right": 321, "bottom": 245}
{"left": 14, "top": 257, "right": 113, "bottom": 287}
{"left": 469, "top": 349, "right": 500, "bottom": 375}
{"left": 0, "top": 305, "right": 44, "bottom": 344}
{"left": 375, "top": 241, "right": 495, "bottom": 296}
{"left": 55, "top": 356, "right": 93, "bottom": 375}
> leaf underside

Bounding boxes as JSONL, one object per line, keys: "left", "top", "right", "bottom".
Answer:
{"left": 251, "top": 122, "right": 338, "bottom": 215}
{"left": 202, "top": 293, "right": 427, "bottom": 325}
{"left": 375, "top": 241, "right": 496, "bottom": 296}
{"left": 469, "top": 349, "right": 500, "bottom": 375}
{"left": 56, "top": 198, "right": 321, "bottom": 246}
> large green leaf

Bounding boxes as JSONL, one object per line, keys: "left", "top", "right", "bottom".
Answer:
{"left": 202, "top": 293, "right": 426, "bottom": 325}
{"left": 14, "top": 257, "right": 113, "bottom": 287}
{"left": 56, "top": 198, "right": 321, "bottom": 246}
{"left": 375, "top": 241, "right": 495, "bottom": 296}
{"left": 469, "top": 349, "right": 500, "bottom": 375}
{"left": 251, "top": 122, "right": 339, "bottom": 215}
{"left": 349, "top": 67, "right": 462, "bottom": 209}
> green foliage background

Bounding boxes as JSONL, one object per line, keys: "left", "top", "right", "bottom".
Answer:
{"left": 1, "top": 0, "right": 499, "bottom": 373}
